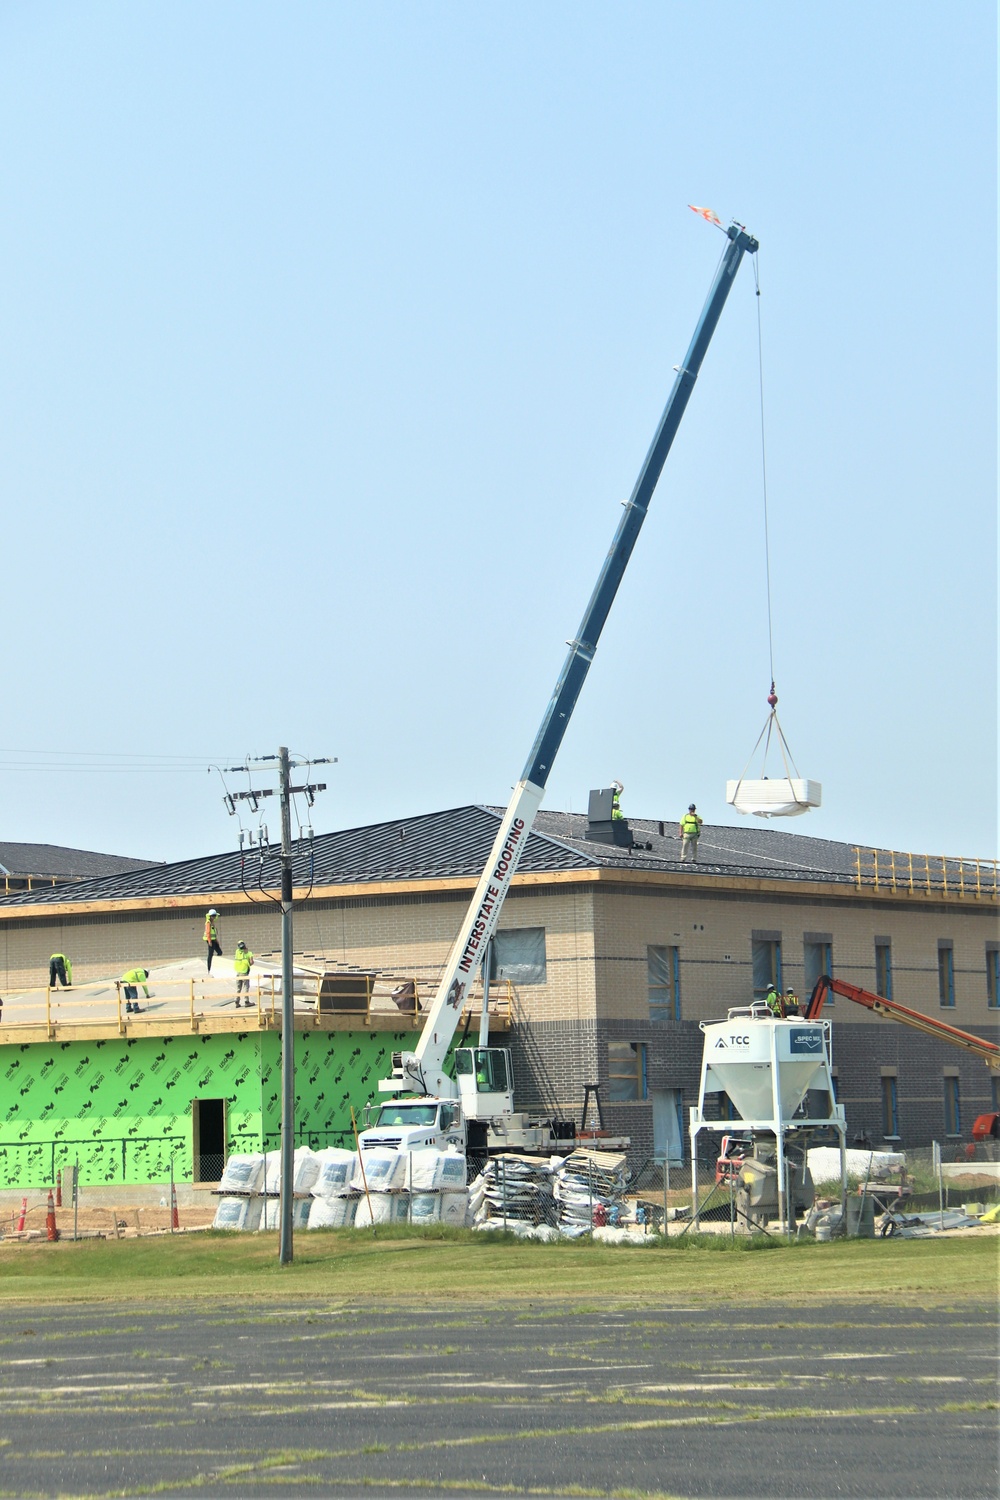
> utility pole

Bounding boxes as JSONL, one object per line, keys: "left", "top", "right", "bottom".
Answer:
{"left": 222, "top": 748, "right": 332, "bottom": 1265}
{"left": 278, "top": 747, "right": 295, "bottom": 1265}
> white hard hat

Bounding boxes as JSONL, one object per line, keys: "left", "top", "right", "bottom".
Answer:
{"left": 207, "top": 908, "right": 218, "bottom": 916}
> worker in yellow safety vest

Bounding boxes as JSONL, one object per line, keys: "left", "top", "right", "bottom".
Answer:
{"left": 121, "top": 966, "right": 151, "bottom": 1013}
{"left": 234, "top": 941, "right": 254, "bottom": 1008}
{"left": 784, "top": 988, "right": 801, "bottom": 1017}
{"left": 679, "top": 804, "right": 703, "bottom": 862}
{"left": 611, "top": 781, "right": 624, "bottom": 820}
{"left": 764, "top": 983, "right": 782, "bottom": 1017}
{"left": 204, "top": 908, "right": 222, "bottom": 972}
{"left": 49, "top": 953, "right": 73, "bottom": 988}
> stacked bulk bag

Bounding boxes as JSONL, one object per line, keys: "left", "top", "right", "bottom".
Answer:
{"left": 217, "top": 1154, "right": 265, "bottom": 1195}
{"left": 308, "top": 1195, "right": 358, "bottom": 1229}
{"left": 213, "top": 1195, "right": 263, "bottom": 1231}
{"left": 475, "top": 1155, "right": 556, "bottom": 1231}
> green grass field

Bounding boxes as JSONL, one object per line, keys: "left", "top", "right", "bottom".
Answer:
{"left": 1, "top": 1225, "right": 996, "bottom": 1306}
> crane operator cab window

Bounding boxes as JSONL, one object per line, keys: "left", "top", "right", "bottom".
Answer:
{"left": 455, "top": 1048, "right": 510, "bottom": 1094}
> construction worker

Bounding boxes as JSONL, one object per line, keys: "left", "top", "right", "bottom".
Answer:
{"left": 121, "top": 966, "right": 151, "bottom": 1014}
{"left": 611, "top": 781, "right": 624, "bottom": 820}
{"left": 48, "top": 953, "right": 73, "bottom": 989}
{"left": 784, "top": 988, "right": 801, "bottom": 1017}
{"left": 234, "top": 941, "right": 254, "bottom": 1007}
{"left": 679, "top": 804, "right": 703, "bottom": 862}
{"left": 204, "top": 908, "right": 222, "bottom": 972}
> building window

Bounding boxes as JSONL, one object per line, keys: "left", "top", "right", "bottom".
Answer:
{"left": 647, "top": 945, "right": 680, "bottom": 1022}
{"left": 881, "top": 1075, "right": 898, "bottom": 1138}
{"left": 608, "top": 1042, "right": 647, "bottom": 1102}
{"left": 492, "top": 928, "right": 546, "bottom": 985}
{"left": 987, "top": 945, "right": 999, "bottom": 1009}
{"left": 991, "top": 1075, "right": 999, "bottom": 1115}
{"left": 752, "top": 937, "right": 782, "bottom": 1001}
{"left": 937, "top": 943, "right": 955, "bottom": 1008}
{"left": 875, "top": 940, "right": 893, "bottom": 1000}
{"left": 943, "top": 1075, "right": 960, "bottom": 1137}
{"left": 804, "top": 939, "right": 833, "bottom": 1004}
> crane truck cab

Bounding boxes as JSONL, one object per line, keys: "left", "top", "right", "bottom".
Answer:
{"left": 359, "top": 1097, "right": 466, "bottom": 1155}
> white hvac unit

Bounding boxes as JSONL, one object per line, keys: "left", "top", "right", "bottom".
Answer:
{"left": 726, "top": 778, "right": 822, "bottom": 818}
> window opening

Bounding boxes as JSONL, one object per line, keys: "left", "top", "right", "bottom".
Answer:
{"left": 608, "top": 1042, "right": 647, "bottom": 1102}
{"left": 987, "top": 945, "right": 999, "bottom": 1009}
{"left": 938, "top": 943, "right": 955, "bottom": 1008}
{"left": 944, "top": 1076, "right": 961, "bottom": 1137}
{"left": 804, "top": 940, "right": 833, "bottom": 1001}
{"left": 752, "top": 938, "right": 782, "bottom": 1000}
{"left": 492, "top": 928, "right": 547, "bottom": 985}
{"left": 875, "top": 940, "right": 893, "bottom": 1001}
{"left": 648, "top": 945, "right": 680, "bottom": 1022}
{"left": 881, "top": 1076, "right": 898, "bottom": 1137}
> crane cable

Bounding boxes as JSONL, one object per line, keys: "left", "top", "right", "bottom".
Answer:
{"left": 730, "top": 254, "right": 806, "bottom": 808}
{"left": 753, "top": 254, "right": 775, "bottom": 693}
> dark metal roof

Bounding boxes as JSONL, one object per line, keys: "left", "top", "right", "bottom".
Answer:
{"left": 0, "top": 842, "right": 158, "bottom": 880}
{"left": 0, "top": 805, "right": 866, "bottom": 910}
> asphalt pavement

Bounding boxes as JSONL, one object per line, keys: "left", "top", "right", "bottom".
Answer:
{"left": 0, "top": 1300, "right": 995, "bottom": 1498}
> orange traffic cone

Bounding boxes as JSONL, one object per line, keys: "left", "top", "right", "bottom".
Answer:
{"left": 15, "top": 1196, "right": 27, "bottom": 1232}
{"left": 45, "top": 1188, "right": 59, "bottom": 1242}
{"left": 55, "top": 1171, "right": 62, "bottom": 1208}
{"left": 170, "top": 1180, "right": 180, "bottom": 1231}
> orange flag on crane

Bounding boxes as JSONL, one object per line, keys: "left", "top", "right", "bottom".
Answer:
{"left": 688, "top": 204, "right": 722, "bottom": 226}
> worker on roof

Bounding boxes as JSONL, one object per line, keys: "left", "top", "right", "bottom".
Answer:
{"left": 784, "top": 988, "right": 801, "bottom": 1017}
{"left": 679, "top": 804, "right": 703, "bottom": 862}
{"left": 611, "top": 781, "right": 624, "bottom": 821}
{"left": 48, "top": 953, "right": 73, "bottom": 989}
{"left": 234, "top": 941, "right": 254, "bottom": 1008}
{"left": 204, "top": 908, "right": 222, "bottom": 972}
{"left": 121, "top": 966, "right": 151, "bottom": 1014}
{"left": 763, "top": 983, "right": 782, "bottom": 1017}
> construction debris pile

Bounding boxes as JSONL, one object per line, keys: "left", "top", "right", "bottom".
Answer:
{"left": 470, "top": 1149, "right": 630, "bottom": 1238}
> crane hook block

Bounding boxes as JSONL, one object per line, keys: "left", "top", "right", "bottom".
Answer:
{"left": 767, "top": 683, "right": 778, "bottom": 710}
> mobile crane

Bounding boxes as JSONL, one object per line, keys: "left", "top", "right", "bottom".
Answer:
{"left": 360, "top": 220, "right": 760, "bottom": 1160}
{"left": 805, "top": 975, "right": 1000, "bottom": 1072}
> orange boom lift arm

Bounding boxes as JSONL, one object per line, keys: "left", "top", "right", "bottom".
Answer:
{"left": 805, "top": 976, "right": 1000, "bottom": 1073}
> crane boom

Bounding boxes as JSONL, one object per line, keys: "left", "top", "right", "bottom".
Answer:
{"left": 805, "top": 976, "right": 1000, "bottom": 1072}
{"left": 391, "top": 221, "right": 759, "bottom": 1099}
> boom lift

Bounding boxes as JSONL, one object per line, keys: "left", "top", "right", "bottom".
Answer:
{"left": 805, "top": 976, "right": 1000, "bottom": 1072}
{"left": 360, "top": 221, "right": 760, "bottom": 1159}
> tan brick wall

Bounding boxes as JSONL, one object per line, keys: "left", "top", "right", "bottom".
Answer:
{"left": 591, "top": 884, "right": 998, "bottom": 1028}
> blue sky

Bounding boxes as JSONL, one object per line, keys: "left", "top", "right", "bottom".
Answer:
{"left": 0, "top": 3, "right": 995, "bottom": 864}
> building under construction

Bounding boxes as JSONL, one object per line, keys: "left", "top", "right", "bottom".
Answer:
{"left": 0, "top": 804, "right": 996, "bottom": 1187}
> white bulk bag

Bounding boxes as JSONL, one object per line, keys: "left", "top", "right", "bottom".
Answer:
{"left": 312, "top": 1149, "right": 358, "bottom": 1198}
{"left": 213, "top": 1195, "right": 262, "bottom": 1231}
{"left": 308, "top": 1195, "right": 359, "bottom": 1229}
{"left": 217, "top": 1154, "right": 265, "bottom": 1195}
{"left": 354, "top": 1192, "right": 408, "bottom": 1228}
{"left": 261, "top": 1198, "right": 311, "bottom": 1230}
{"left": 352, "top": 1150, "right": 406, "bottom": 1192}
{"left": 409, "top": 1192, "right": 441, "bottom": 1222}
{"left": 440, "top": 1190, "right": 470, "bottom": 1226}
{"left": 407, "top": 1148, "right": 468, "bottom": 1191}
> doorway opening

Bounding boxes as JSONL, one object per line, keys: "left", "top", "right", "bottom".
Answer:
{"left": 192, "top": 1097, "right": 226, "bottom": 1183}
